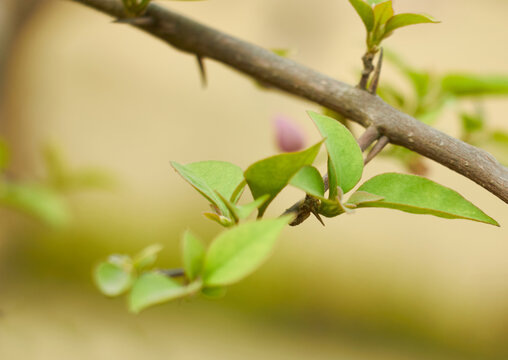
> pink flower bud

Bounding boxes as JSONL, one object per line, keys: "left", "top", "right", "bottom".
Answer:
{"left": 273, "top": 115, "right": 306, "bottom": 152}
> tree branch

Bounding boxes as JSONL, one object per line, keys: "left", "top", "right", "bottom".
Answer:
{"left": 71, "top": 0, "right": 508, "bottom": 203}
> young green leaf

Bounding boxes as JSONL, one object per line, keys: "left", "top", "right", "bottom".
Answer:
{"left": 346, "top": 190, "right": 384, "bottom": 207}
{"left": 289, "top": 165, "right": 325, "bottom": 198}
{"left": 202, "top": 217, "right": 291, "bottom": 287}
{"left": 441, "top": 74, "right": 508, "bottom": 97}
{"left": 0, "top": 183, "right": 69, "bottom": 227}
{"left": 327, "top": 156, "right": 339, "bottom": 200}
{"left": 185, "top": 161, "right": 244, "bottom": 203}
{"left": 349, "top": 0, "right": 375, "bottom": 32}
{"left": 182, "top": 230, "right": 206, "bottom": 281}
{"left": 356, "top": 173, "right": 499, "bottom": 226}
{"left": 366, "top": 0, "right": 388, "bottom": 5}
{"left": 129, "top": 273, "right": 201, "bottom": 313}
{"left": 373, "top": 1, "right": 393, "bottom": 27}
{"left": 244, "top": 141, "right": 323, "bottom": 217}
{"left": 94, "top": 261, "right": 134, "bottom": 297}
{"left": 308, "top": 111, "right": 363, "bottom": 194}
{"left": 171, "top": 160, "right": 243, "bottom": 218}
{"left": 133, "top": 244, "right": 163, "bottom": 270}
{"left": 384, "top": 13, "right": 440, "bottom": 34}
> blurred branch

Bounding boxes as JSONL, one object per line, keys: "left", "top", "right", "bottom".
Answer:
{"left": 71, "top": 0, "right": 508, "bottom": 204}
{"left": 0, "top": 0, "right": 44, "bottom": 93}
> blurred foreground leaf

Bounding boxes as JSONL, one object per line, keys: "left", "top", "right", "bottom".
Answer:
{"left": 95, "top": 261, "right": 134, "bottom": 297}
{"left": 202, "top": 217, "right": 290, "bottom": 287}
{"left": 129, "top": 273, "right": 201, "bottom": 313}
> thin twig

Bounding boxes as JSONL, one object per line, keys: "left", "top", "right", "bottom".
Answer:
{"left": 158, "top": 268, "right": 185, "bottom": 278}
{"left": 368, "top": 48, "right": 383, "bottom": 95}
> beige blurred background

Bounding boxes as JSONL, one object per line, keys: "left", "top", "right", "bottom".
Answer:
{"left": 1, "top": 0, "right": 508, "bottom": 359}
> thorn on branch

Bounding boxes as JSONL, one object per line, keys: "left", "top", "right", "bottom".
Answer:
{"left": 365, "top": 135, "right": 389, "bottom": 164}
{"left": 196, "top": 55, "right": 207, "bottom": 88}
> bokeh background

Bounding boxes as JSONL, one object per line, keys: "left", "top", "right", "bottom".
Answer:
{"left": 1, "top": 0, "right": 508, "bottom": 359}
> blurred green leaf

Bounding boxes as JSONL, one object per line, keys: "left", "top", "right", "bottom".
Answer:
{"left": 133, "top": 244, "right": 163, "bottom": 270}
{"left": 461, "top": 111, "right": 485, "bottom": 134}
{"left": 384, "top": 13, "right": 439, "bottom": 34}
{"left": 43, "top": 143, "right": 114, "bottom": 192}
{"left": 309, "top": 111, "right": 363, "bottom": 194}
{"left": 0, "top": 183, "right": 69, "bottom": 227}
{"left": 94, "top": 261, "right": 134, "bottom": 297}
{"left": 441, "top": 74, "right": 508, "bottom": 97}
{"left": 203, "top": 212, "right": 234, "bottom": 227}
{"left": 201, "top": 286, "right": 227, "bottom": 299}
{"left": 290, "top": 165, "right": 324, "bottom": 198}
{"left": 171, "top": 161, "right": 243, "bottom": 218}
{"left": 182, "top": 230, "right": 206, "bottom": 281}
{"left": 129, "top": 273, "right": 201, "bottom": 313}
{"left": 349, "top": 0, "right": 375, "bottom": 32}
{"left": 271, "top": 48, "right": 293, "bottom": 57}
{"left": 356, "top": 173, "right": 499, "bottom": 226}
{"left": 244, "top": 141, "right": 323, "bottom": 217}
{"left": 366, "top": 0, "right": 388, "bottom": 5}
{"left": 202, "top": 217, "right": 290, "bottom": 287}
{"left": 346, "top": 191, "right": 384, "bottom": 207}
{"left": 0, "top": 139, "right": 10, "bottom": 171}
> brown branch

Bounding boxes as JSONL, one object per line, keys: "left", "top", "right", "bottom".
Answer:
{"left": 71, "top": 0, "right": 508, "bottom": 204}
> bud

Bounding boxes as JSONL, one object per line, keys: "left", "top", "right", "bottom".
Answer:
{"left": 273, "top": 115, "right": 306, "bottom": 152}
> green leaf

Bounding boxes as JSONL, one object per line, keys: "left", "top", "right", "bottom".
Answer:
{"left": 182, "top": 230, "right": 206, "bottom": 281}
{"left": 346, "top": 191, "right": 384, "bottom": 207}
{"left": 203, "top": 212, "right": 234, "bottom": 227}
{"left": 366, "top": 0, "right": 388, "bottom": 5}
{"left": 201, "top": 286, "right": 227, "bottom": 299}
{"left": 356, "top": 173, "right": 499, "bottom": 226}
{"left": 384, "top": 13, "right": 439, "bottom": 34}
{"left": 289, "top": 165, "right": 324, "bottom": 198}
{"left": 171, "top": 160, "right": 243, "bottom": 218}
{"left": 349, "top": 0, "right": 375, "bottom": 32}
{"left": 461, "top": 111, "right": 485, "bottom": 134}
{"left": 373, "top": 1, "right": 393, "bottom": 27}
{"left": 327, "top": 156, "right": 339, "bottom": 200}
{"left": 309, "top": 111, "right": 363, "bottom": 194}
{"left": 244, "top": 141, "right": 323, "bottom": 217}
{"left": 318, "top": 198, "right": 347, "bottom": 218}
{"left": 129, "top": 273, "right": 201, "bottom": 313}
{"left": 94, "top": 261, "right": 134, "bottom": 297}
{"left": 133, "top": 244, "right": 163, "bottom": 270}
{"left": 202, "top": 217, "right": 290, "bottom": 287}
{"left": 185, "top": 161, "right": 244, "bottom": 203}
{"left": 0, "top": 139, "right": 10, "bottom": 171}
{"left": 441, "top": 74, "right": 508, "bottom": 97}
{"left": 0, "top": 183, "right": 69, "bottom": 227}
{"left": 230, "top": 179, "right": 246, "bottom": 204}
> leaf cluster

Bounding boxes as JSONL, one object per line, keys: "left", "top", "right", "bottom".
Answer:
{"left": 349, "top": 0, "right": 439, "bottom": 52}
